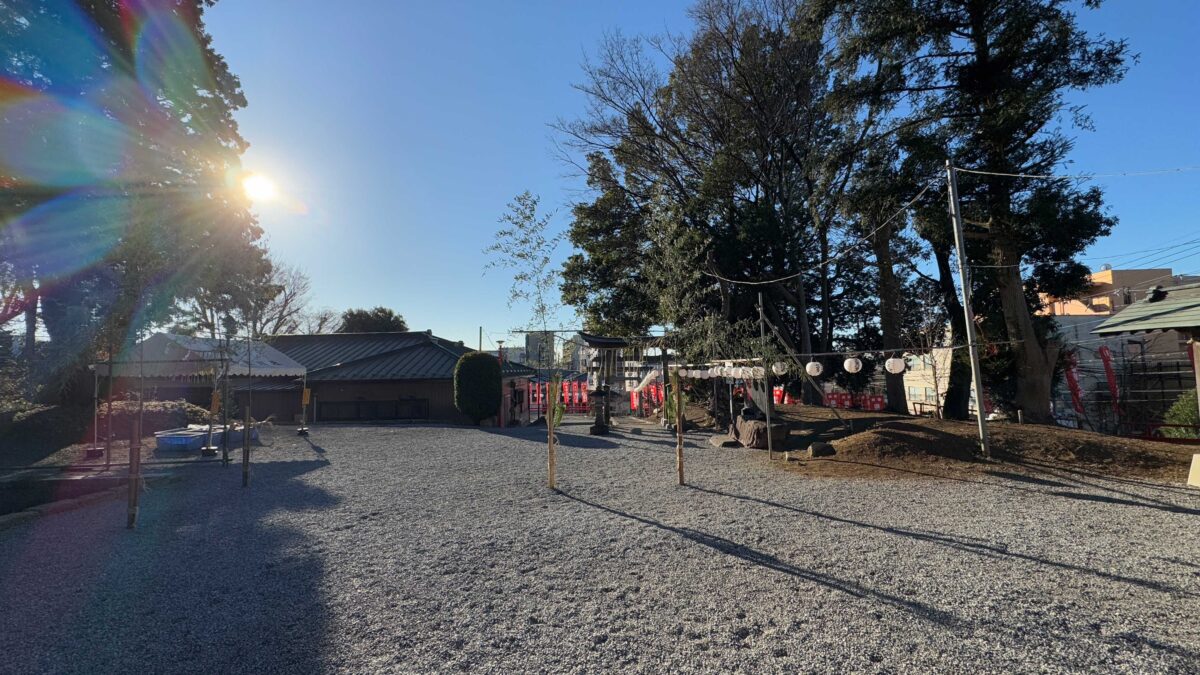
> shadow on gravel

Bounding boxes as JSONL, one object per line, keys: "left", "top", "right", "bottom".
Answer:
{"left": 983, "top": 471, "right": 1070, "bottom": 488}
{"left": 303, "top": 438, "right": 326, "bottom": 456}
{"left": 604, "top": 427, "right": 708, "bottom": 452}
{"left": 686, "top": 485, "right": 1196, "bottom": 598}
{"left": 477, "top": 426, "right": 620, "bottom": 449}
{"left": 0, "top": 459, "right": 338, "bottom": 673}
{"left": 1052, "top": 491, "right": 1200, "bottom": 516}
{"left": 558, "top": 491, "right": 963, "bottom": 629}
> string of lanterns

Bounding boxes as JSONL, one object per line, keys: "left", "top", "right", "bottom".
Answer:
{"left": 674, "top": 356, "right": 908, "bottom": 380}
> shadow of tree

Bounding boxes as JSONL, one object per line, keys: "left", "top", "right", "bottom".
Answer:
{"left": 982, "top": 470, "right": 1070, "bottom": 488}
{"left": 1052, "top": 491, "right": 1200, "bottom": 516}
{"left": 686, "top": 485, "right": 1195, "bottom": 598}
{"left": 558, "top": 491, "right": 963, "bottom": 629}
{"left": 0, "top": 459, "right": 338, "bottom": 672}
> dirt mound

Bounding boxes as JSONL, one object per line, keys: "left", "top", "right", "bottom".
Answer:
{"left": 823, "top": 417, "right": 1194, "bottom": 483}
{"left": 834, "top": 420, "right": 979, "bottom": 462}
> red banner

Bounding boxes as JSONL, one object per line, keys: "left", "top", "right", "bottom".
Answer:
{"left": 1064, "top": 354, "right": 1085, "bottom": 414}
{"left": 1098, "top": 346, "right": 1120, "bottom": 417}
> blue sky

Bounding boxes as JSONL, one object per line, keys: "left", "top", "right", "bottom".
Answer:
{"left": 205, "top": 1, "right": 1199, "bottom": 349}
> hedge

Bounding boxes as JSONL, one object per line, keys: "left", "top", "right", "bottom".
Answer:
{"left": 454, "top": 352, "right": 501, "bottom": 425}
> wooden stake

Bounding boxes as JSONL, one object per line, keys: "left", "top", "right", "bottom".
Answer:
{"left": 547, "top": 396, "right": 557, "bottom": 489}
{"left": 675, "top": 371, "right": 684, "bottom": 485}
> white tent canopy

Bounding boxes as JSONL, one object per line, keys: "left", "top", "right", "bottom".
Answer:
{"left": 92, "top": 333, "right": 306, "bottom": 379}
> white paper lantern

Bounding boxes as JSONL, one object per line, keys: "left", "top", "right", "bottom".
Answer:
{"left": 884, "top": 357, "right": 907, "bottom": 375}
{"left": 697, "top": 368, "right": 710, "bottom": 379}
{"left": 771, "top": 362, "right": 788, "bottom": 376}
{"left": 843, "top": 357, "right": 863, "bottom": 374}
{"left": 709, "top": 366, "right": 722, "bottom": 379}
{"left": 753, "top": 366, "right": 766, "bottom": 379}
{"left": 805, "top": 361, "right": 823, "bottom": 377}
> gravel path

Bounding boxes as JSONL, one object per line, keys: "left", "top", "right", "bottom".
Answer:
{"left": 1, "top": 419, "right": 1198, "bottom": 673}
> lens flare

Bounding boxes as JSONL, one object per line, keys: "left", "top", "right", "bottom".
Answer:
{"left": 2, "top": 192, "right": 130, "bottom": 284}
{"left": 241, "top": 173, "right": 279, "bottom": 203}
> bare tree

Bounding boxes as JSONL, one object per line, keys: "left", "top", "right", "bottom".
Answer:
{"left": 251, "top": 263, "right": 312, "bottom": 337}
{"left": 299, "top": 308, "right": 342, "bottom": 334}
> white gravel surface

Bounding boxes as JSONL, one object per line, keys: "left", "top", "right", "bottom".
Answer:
{"left": 1, "top": 418, "right": 1198, "bottom": 673}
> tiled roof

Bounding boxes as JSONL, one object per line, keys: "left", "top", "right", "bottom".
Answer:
{"left": 267, "top": 332, "right": 535, "bottom": 381}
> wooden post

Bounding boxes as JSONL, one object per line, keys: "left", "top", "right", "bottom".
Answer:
{"left": 221, "top": 346, "right": 230, "bottom": 466}
{"left": 547, "top": 398, "right": 557, "bottom": 490}
{"left": 242, "top": 333, "right": 252, "bottom": 488}
{"left": 674, "top": 370, "right": 684, "bottom": 485}
{"left": 127, "top": 339, "right": 143, "bottom": 529}
{"left": 104, "top": 349, "right": 113, "bottom": 472}
{"left": 758, "top": 292, "right": 775, "bottom": 461}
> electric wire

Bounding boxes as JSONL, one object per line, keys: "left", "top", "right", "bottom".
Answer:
{"left": 702, "top": 178, "right": 941, "bottom": 287}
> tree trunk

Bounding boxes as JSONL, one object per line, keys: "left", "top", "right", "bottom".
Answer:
{"left": 818, "top": 223, "right": 834, "bottom": 353}
{"left": 873, "top": 228, "right": 907, "bottom": 414}
{"left": 933, "top": 246, "right": 972, "bottom": 419}
{"left": 992, "top": 240, "right": 1057, "bottom": 422}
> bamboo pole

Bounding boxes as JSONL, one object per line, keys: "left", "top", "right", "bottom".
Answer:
{"left": 547, "top": 397, "right": 557, "bottom": 490}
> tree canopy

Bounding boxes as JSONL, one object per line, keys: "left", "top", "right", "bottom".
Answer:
{"left": 556, "top": 0, "right": 1129, "bottom": 421}
{"left": 337, "top": 307, "right": 409, "bottom": 333}
{"left": 0, "top": 0, "right": 268, "bottom": 400}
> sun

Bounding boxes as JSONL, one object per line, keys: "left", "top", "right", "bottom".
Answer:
{"left": 241, "top": 173, "right": 278, "bottom": 203}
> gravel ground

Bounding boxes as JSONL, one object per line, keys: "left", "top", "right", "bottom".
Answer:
{"left": 1, "top": 419, "right": 1198, "bottom": 673}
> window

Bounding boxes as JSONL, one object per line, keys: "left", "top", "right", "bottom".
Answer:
{"left": 924, "top": 387, "right": 937, "bottom": 403}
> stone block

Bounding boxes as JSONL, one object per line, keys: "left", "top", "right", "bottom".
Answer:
{"left": 1189, "top": 454, "right": 1200, "bottom": 488}
{"left": 709, "top": 435, "right": 740, "bottom": 449}
{"left": 735, "top": 418, "right": 788, "bottom": 449}
{"left": 808, "top": 441, "right": 836, "bottom": 458}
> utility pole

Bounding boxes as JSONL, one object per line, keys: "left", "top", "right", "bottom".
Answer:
{"left": 758, "top": 292, "right": 775, "bottom": 461}
{"left": 479, "top": 326, "right": 483, "bottom": 351}
{"left": 946, "top": 159, "right": 992, "bottom": 458}
{"left": 242, "top": 330, "right": 252, "bottom": 487}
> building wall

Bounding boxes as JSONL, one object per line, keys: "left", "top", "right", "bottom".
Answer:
{"left": 239, "top": 377, "right": 533, "bottom": 426}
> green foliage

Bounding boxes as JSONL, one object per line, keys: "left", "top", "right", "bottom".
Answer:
{"left": 97, "top": 399, "right": 212, "bottom": 438}
{"left": 1163, "top": 390, "right": 1199, "bottom": 440}
{"left": 548, "top": 372, "right": 566, "bottom": 428}
{"left": 664, "top": 370, "right": 679, "bottom": 422}
{"left": 0, "top": 400, "right": 210, "bottom": 466}
{"left": 453, "top": 352, "right": 501, "bottom": 425}
{"left": 485, "top": 191, "right": 565, "bottom": 338}
{"left": 337, "top": 307, "right": 409, "bottom": 333}
{"left": 0, "top": 1, "right": 267, "bottom": 399}
{"left": 561, "top": 154, "right": 657, "bottom": 335}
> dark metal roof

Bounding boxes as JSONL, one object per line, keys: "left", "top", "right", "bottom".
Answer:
{"left": 1092, "top": 282, "right": 1200, "bottom": 336}
{"left": 267, "top": 332, "right": 535, "bottom": 381}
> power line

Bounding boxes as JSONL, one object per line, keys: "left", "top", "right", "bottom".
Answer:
{"left": 702, "top": 178, "right": 941, "bottom": 287}
{"left": 954, "top": 165, "right": 1200, "bottom": 180}
{"left": 969, "top": 236, "right": 1200, "bottom": 269}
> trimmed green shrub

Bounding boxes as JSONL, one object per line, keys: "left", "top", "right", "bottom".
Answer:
{"left": 99, "top": 399, "right": 211, "bottom": 438}
{"left": 454, "top": 351, "right": 501, "bottom": 425}
{"left": 1162, "top": 389, "right": 1199, "bottom": 439}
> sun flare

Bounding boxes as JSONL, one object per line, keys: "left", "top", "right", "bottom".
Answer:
{"left": 241, "top": 172, "right": 278, "bottom": 202}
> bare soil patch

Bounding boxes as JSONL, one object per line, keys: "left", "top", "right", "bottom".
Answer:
{"left": 774, "top": 412, "right": 1194, "bottom": 484}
